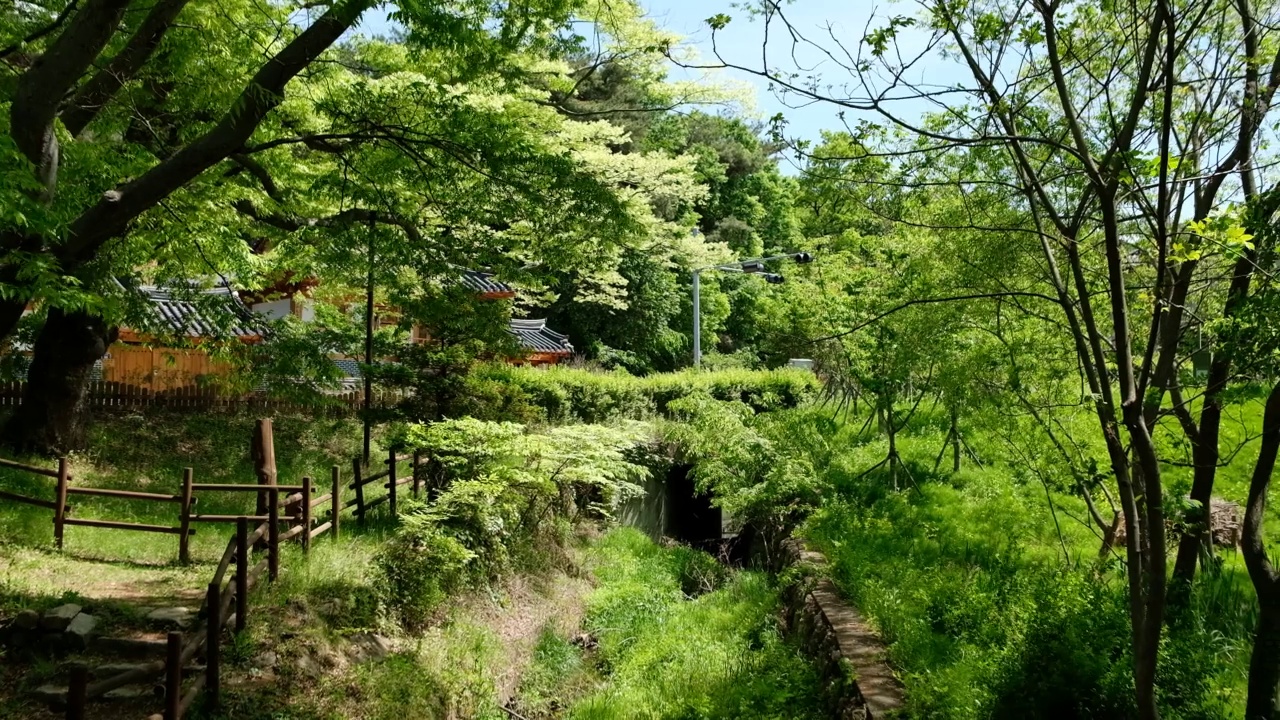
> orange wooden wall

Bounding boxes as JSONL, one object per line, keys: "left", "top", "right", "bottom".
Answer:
{"left": 100, "top": 345, "right": 231, "bottom": 391}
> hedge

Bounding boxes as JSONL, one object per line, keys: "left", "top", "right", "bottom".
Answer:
{"left": 468, "top": 365, "right": 820, "bottom": 424}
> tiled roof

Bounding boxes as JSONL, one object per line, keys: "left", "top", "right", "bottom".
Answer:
{"left": 333, "top": 358, "right": 362, "bottom": 379}
{"left": 137, "top": 284, "right": 260, "bottom": 338}
{"left": 458, "top": 270, "right": 515, "bottom": 296}
{"left": 509, "top": 319, "right": 573, "bottom": 355}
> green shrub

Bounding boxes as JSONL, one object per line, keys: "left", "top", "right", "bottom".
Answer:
{"left": 667, "top": 543, "right": 730, "bottom": 596}
{"left": 377, "top": 418, "right": 656, "bottom": 629}
{"left": 468, "top": 365, "right": 819, "bottom": 423}
{"left": 376, "top": 516, "right": 476, "bottom": 629}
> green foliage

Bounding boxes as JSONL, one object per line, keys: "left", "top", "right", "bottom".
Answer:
{"left": 664, "top": 398, "right": 829, "bottom": 562}
{"left": 377, "top": 516, "right": 477, "bottom": 630}
{"left": 469, "top": 365, "right": 819, "bottom": 423}
{"left": 565, "top": 528, "right": 826, "bottom": 719}
{"left": 377, "top": 418, "right": 652, "bottom": 627}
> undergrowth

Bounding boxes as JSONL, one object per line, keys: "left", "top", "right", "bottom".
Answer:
{"left": 523, "top": 527, "right": 826, "bottom": 720}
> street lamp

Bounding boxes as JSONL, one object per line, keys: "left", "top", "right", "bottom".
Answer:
{"left": 692, "top": 251, "right": 815, "bottom": 368}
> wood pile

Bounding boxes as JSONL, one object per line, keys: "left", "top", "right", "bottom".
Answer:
{"left": 1113, "top": 496, "right": 1241, "bottom": 548}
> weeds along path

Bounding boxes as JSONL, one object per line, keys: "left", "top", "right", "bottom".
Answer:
{"left": 510, "top": 528, "right": 829, "bottom": 720}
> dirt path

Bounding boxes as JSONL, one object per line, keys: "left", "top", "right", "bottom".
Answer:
{"left": 454, "top": 571, "right": 593, "bottom": 703}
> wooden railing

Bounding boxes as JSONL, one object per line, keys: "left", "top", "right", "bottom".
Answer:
{"left": 349, "top": 448, "right": 441, "bottom": 520}
{"left": 59, "top": 484, "right": 343, "bottom": 720}
{"left": 0, "top": 456, "right": 344, "bottom": 562}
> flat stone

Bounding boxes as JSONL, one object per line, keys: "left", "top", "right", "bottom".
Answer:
{"left": 345, "top": 633, "right": 392, "bottom": 663}
{"left": 294, "top": 653, "right": 321, "bottom": 678}
{"left": 32, "top": 684, "right": 66, "bottom": 707}
{"left": 41, "top": 604, "right": 82, "bottom": 631}
{"left": 146, "top": 607, "right": 193, "bottom": 629}
{"left": 253, "top": 651, "right": 278, "bottom": 669}
{"left": 64, "top": 613, "right": 99, "bottom": 650}
{"left": 13, "top": 609, "right": 39, "bottom": 630}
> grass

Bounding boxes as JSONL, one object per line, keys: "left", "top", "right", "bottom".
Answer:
{"left": 0, "top": 408, "right": 377, "bottom": 564}
{"left": 793, "top": 402, "right": 1261, "bottom": 720}
{"left": 515, "top": 527, "right": 827, "bottom": 720}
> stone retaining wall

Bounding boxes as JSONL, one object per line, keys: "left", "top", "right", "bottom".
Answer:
{"left": 779, "top": 541, "right": 904, "bottom": 720}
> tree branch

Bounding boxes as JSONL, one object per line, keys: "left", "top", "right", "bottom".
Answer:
{"left": 9, "top": 0, "right": 133, "bottom": 200}
{"left": 61, "top": 0, "right": 193, "bottom": 137}
{"left": 58, "top": 0, "right": 372, "bottom": 267}
{"left": 808, "top": 292, "right": 1061, "bottom": 344}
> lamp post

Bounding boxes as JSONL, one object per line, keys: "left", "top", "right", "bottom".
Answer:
{"left": 692, "top": 252, "right": 813, "bottom": 368}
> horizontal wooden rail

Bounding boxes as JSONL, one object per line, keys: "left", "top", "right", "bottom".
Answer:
{"left": 247, "top": 521, "right": 268, "bottom": 547}
{"left": 247, "top": 556, "right": 269, "bottom": 588}
{"left": 189, "top": 483, "right": 307, "bottom": 493}
{"left": 309, "top": 493, "right": 332, "bottom": 509}
{"left": 61, "top": 518, "right": 191, "bottom": 535}
{"left": 85, "top": 660, "right": 165, "bottom": 699}
{"left": 386, "top": 477, "right": 412, "bottom": 490}
{"left": 180, "top": 632, "right": 205, "bottom": 667}
{"left": 309, "top": 521, "right": 332, "bottom": 539}
{"left": 0, "top": 457, "right": 59, "bottom": 477}
{"left": 0, "top": 488, "right": 59, "bottom": 509}
{"left": 177, "top": 672, "right": 206, "bottom": 716}
{"left": 190, "top": 514, "right": 273, "bottom": 523}
{"left": 342, "top": 497, "right": 361, "bottom": 510}
{"left": 351, "top": 468, "right": 391, "bottom": 487}
{"left": 211, "top": 539, "right": 237, "bottom": 589}
{"left": 218, "top": 583, "right": 235, "bottom": 624}
{"left": 282, "top": 491, "right": 305, "bottom": 507}
{"left": 280, "top": 525, "right": 306, "bottom": 542}
{"left": 354, "top": 494, "right": 390, "bottom": 515}
{"left": 65, "top": 486, "right": 183, "bottom": 502}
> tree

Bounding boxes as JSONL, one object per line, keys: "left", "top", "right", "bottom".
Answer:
{"left": 0, "top": 0, "right": 708, "bottom": 451}
{"left": 688, "top": 0, "right": 1280, "bottom": 715}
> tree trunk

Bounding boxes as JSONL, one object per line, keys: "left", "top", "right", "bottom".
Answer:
{"left": 1244, "top": 382, "right": 1280, "bottom": 719}
{"left": 3, "top": 309, "right": 116, "bottom": 454}
{"left": 950, "top": 406, "right": 961, "bottom": 473}
{"left": 1249, "top": 599, "right": 1280, "bottom": 719}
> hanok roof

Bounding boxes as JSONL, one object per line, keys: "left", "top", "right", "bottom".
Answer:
{"left": 508, "top": 319, "right": 573, "bottom": 356}
{"left": 136, "top": 285, "right": 260, "bottom": 339}
{"left": 458, "top": 270, "right": 515, "bottom": 298}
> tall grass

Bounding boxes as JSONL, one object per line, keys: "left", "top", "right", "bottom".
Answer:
{"left": 555, "top": 528, "right": 826, "bottom": 720}
{"left": 795, "top": 408, "right": 1259, "bottom": 720}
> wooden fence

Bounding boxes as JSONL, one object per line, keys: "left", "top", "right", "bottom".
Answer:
{"left": 349, "top": 448, "right": 445, "bottom": 520}
{"left": 0, "top": 465, "right": 346, "bottom": 719}
{"left": 0, "top": 423, "right": 441, "bottom": 719}
{"left": 0, "top": 456, "right": 344, "bottom": 564}
{"left": 0, "top": 380, "right": 403, "bottom": 411}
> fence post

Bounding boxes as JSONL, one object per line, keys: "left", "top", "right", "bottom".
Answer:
{"left": 352, "top": 457, "right": 364, "bottom": 522}
{"left": 206, "top": 582, "right": 220, "bottom": 712}
{"left": 54, "top": 458, "right": 69, "bottom": 550}
{"left": 164, "top": 631, "right": 182, "bottom": 720}
{"left": 387, "top": 448, "right": 397, "bottom": 518}
{"left": 65, "top": 662, "right": 87, "bottom": 720}
{"left": 178, "top": 468, "right": 194, "bottom": 564}
{"left": 235, "top": 518, "right": 249, "bottom": 633}
{"left": 412, "top": 450, "right": 421, "bottom": 499}
{"left": 331, "top": 465, "right": 340, "bottom": 540}
{"left": 300, "top": 476, "right": 312, "bottom": 553}
{"left": 268, "top": 486, "right": 279, "bottom": 581}
{"left": 252, "top": 419, "right": 276, "bottom": 550}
